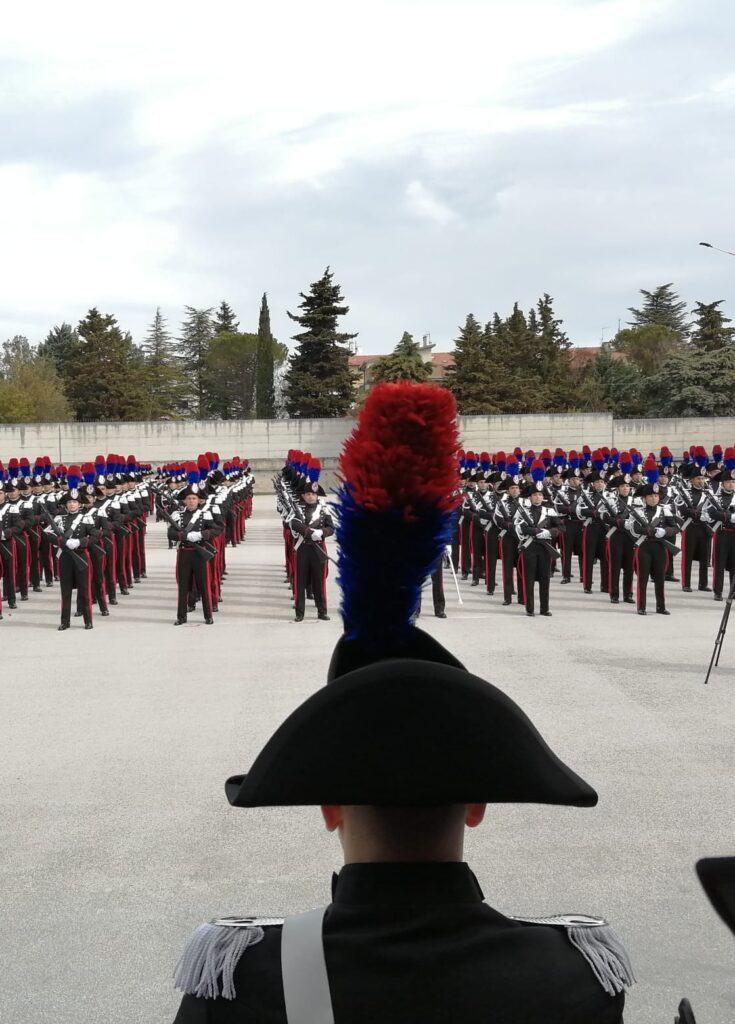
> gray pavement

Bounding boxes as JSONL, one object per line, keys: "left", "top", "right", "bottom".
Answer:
{"left": 1, "top": 504, "right": 734, "bottom": 1023}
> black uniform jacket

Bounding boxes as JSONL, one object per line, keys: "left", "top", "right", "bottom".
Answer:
{"left": 173, "top": 862, "right": 625, "bottom": 1023}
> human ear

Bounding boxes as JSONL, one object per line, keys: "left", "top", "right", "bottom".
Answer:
{"left": 464, "top": 803, "right": 486, "bottom": 828}
{"left": 320, "top": 805, "right": 344, "bottom": 832}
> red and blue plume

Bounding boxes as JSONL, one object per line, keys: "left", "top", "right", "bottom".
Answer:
{"left": 496, "top": 450, "right": 506, "bottom": 472}
{"left": 682, "top": 450, "right": 690, "bottom": 463}
{"left": 659, "top": 446, "right": 673, "bottom": 467}
{"left": 505, "top": 457, "right": 520, "bottom": 478}
{"left": 307, "top": 458, "right": 321, "bottom": 483}
{"left": 609, "top": 448, "right": 620, "bottom": 464}
{"left": 619, "top": 451, "right": 633, "bottom": 474}
{"left": 553, "top": 447, "right": 566, "bottom": 468}
{"left": 514, "top": 446, "right": 523, "bottom": 458}
{"left": 0, "top": 462, "right": 5, "bottom": 481}
{"left": 713, "top": 444, "right": 723, "bottom": 463}
{"left": 530, "top": 458, "right": 546, "bottom": 483}
{"left": 82, "top": 462, "right": 96, "bottom": 486}
{"left": 592, "top": 449, "right": 605, "bottom": 472}
{"left": 106, "top": 454, "right": 116, "bottom": 475}
{"left": 541, "top": 448, "right": 551, "bottom": 468}
{"left": 479, "top": 451, "right": 491, "bottom": 472}
{"left": 466, "top": 451, "right": 477, "bottom": 471}
{"left": 525, "top": 449, "right": 535, "bottom": 463}
{"left": 644, "top": 456, "right": 658, "bottom": 485}
{"left": 66, "top": 465, "right": 81, "bottom": 489}
{"left": 695, "top": 445, "right": 709, "bottom": 468}
{"left": 335, "top": 382, "right": 460, "bottom": 642}
{"left": 197, "top": 454, "right": 210, "bottom": 478}
{"left": 568, "top": 449, "right": 581, "bottom": 471}
{"left": 724, "top": 447, "right": 735, "bottom": 471}
{"left": 186, "top": 462, "right": 200, "bottom": 487}
{"left": 19, "top": 457, "right": 30, "bottom": 477}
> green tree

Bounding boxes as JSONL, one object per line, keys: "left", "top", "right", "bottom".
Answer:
{"left": 141, "top": 308, "right": 185, "bottom": 419}
{"left": 178, "top": 306, "right": 214, "bottom": 418}
{"left": 627, "top": 282, "right": 688, "bottom": 337}
{"left": 0, "top": 335, "right": 72, "bottom": 422}
{"left": 283, "top": 267, "right": 357, "bottom": 418}
{"left": 647, "top": 348, "right": 735, "bottom": 417}
{"left": 370, "top": 331, "right": 432, "bottom": 385}
{"left": 37, "top": 322, "right": 79, "bottom": 380}
{"left": 213, "top": 301, "right": 239, "bottom": 334}
{"left": 255, "top": 292, "right": 276, "bottom": 418}
{"left": 610, "top": 323, "right": 683, "bottom": 376}
{"left": 445, "top": 314, "right": 498, "bottom": 414}
{"left": 207, "top": 331, "right": 288, "bottom": 419}
{"left": 65, "top": 308, "right": 148, "bottom": 421}
{"left": 689, "top": 300, "right": 734, "bottom": 352}
{"left": 574, "top": 350, "right": 645, "bottom": 418}
{"left": 534, "top": 293, "right": 573, "bottom": 404}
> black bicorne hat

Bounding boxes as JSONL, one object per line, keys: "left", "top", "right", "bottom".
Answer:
{"left": 696, "top": 858, "right": 735, "bottom": 937}
{"left": 225, "top": 383, "right": 597, "bottom": 810}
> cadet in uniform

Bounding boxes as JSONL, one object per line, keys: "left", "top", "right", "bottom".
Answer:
{"left": 601, "top": 474, "right": 636, "bottom": 605}
{"left": 625, "top": 476, "right": 679, "bottom": 616}
{"left": 675, "top": 463, "right": 712, "bottom": 593}
{"left": 168, "top": 475, "right": 217, "bottom": 626}
{"left": 514, "top": 460, "right": 563, "bottom": 617}
{"left": 492, "top": 467, "right": 522, "bottom": 607}
{"left": 288, "top": 464, "right": 334, "bottom": 622}
{"left": 576, "top": 468, "right": 608, "bottom": 594}
{"left": 172, "top": 382, "right": 632, "bottom": 1024}
{"left": 48, "top": 477, "right": 94, "bottom": 630}
{"left": 702, "top": 450, "right": 735, "bottom": 600}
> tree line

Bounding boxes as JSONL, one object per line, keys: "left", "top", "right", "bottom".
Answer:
{"left": 0, "top": 295, "right": 285, "bottom": 423}
{"left": 1, "top": 271, "right": 732, "bottom": 423}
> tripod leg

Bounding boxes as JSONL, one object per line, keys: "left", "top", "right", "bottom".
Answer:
{"left": 705, "top": 577, "right": 735, "bottom": 682}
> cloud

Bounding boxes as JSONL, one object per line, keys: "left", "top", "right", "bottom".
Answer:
{"left": 405, "top": 181, "right": 458, "bottom": 226}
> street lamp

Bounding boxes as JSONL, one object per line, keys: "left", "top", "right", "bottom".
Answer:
{"left": 699, "top": 241, "right": 735, "bottom": 257}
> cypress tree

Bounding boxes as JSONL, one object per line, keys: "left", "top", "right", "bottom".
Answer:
{"left": 37, "top": 322, "right": 79, "bottom": 383}
{"left": 178, "top": 306, "right": 214, "bottom": 418}
{"left": 283, "top": 267, "right": 357, "bottom": 418}
{"left": 627, "top": 283, "right": 688, "bottom": 337}
{"left": 689, "top": 300, "right": 734, "bottom": 352}
{"left": 255, "top": 293, "right": 275, "bottom": 418}
{"left": 370, "top": 331, "right": 432, "bottom": 385}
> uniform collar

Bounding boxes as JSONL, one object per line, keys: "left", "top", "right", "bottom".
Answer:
{"left": 331, "top": 862, "right": 484, "bottom": 906}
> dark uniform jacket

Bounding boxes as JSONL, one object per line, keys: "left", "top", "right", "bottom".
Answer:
{"left": 173, "top": 862, "right": 626, "bottom": 1023}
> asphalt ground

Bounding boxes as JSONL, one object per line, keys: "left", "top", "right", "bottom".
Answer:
{"left": 1, "top": 504, "right": 734, "bottom": 1023}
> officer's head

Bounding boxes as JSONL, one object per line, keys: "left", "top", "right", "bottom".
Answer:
{"left": 303, "top": 490, "right": 318, "bottom": 506}
{"left": 691, "top": 470, "right": 705, "bottom": 489}
{"left": 591, "top": 477, "right": 605, "bottom": 492}
{"left": 7, "top": 482, "right": 19, "bottom": 500}
{"left": 184, "top": 493, "right": 199, "bottom": 511}
{"left": 529, "top": 489, "right": 545, "bottom": 506}
{"left": 617, "top": 482, "right": 631, "bottom": 498}
{"left": 507, "top": 481, "right": 520, "bottom": 499}
{"left": 321, "top": 804, "right": 487, "bottom": 862}
{"left": 644, "top": 492, "right": 660, "bottom": 507}
{"left": 65, "top": 496, "right": 81, "bottom": 513}
{"left": 477, "top": 478, "right": 488, "bottom": 492}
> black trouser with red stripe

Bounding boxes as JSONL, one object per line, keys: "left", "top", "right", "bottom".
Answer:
{"left": 607, "top": 531, "right": 635, "bottom": 601}
{"left": 176, "top": 547, "right": 212, "bottom": 621}
{"left": 499, "top": 533, "right": 520, "bottom": 603}
{"left": 582, "top": 522, "right": 607, "bottom": 591}
{"left": 712, "top": 529, "right": 735, "bottom": 597}
{"left": 561, "top": 518, "right": 583, "bottom": 580}
{"left": 681, "top": 523, "right": 709, "bottom": 589}
{"left": 0, "top": 538, "right": 15, "bottom": 605}
{"left": 484, "top": 527, "right": 500, "bottom": 593}
{"left": 633, "top": 541, "right": 666, "bottom": 612}
{"left": 459, "top": 517, "right": 472, "bottom": 576}
{"left": 59, "top": 549, "right": 91, "bottom": 627}
{"left": 294, "top": 542, "right": 327, "bottom": 616}
{"left": 518, "top": 542, "right": 551, "bottom": 614}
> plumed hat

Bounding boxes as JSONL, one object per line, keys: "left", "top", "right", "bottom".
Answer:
{"left": 225, "top": 382, "right": 597, "bottom": 809}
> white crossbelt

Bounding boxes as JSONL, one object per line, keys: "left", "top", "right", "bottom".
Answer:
{"left": 281, "top": 908, "right": 334, "bottom": 1024}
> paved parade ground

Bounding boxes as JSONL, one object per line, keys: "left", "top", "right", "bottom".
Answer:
{"left": 2, "top": 503, "right": 735, "bottom": 1023}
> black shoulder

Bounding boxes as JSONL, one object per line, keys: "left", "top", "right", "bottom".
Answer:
{"left": 174, "top": 917, "right": 284, "bottom": 1001}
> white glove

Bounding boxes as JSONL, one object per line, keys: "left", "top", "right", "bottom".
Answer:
{"left": 310, "top": 529, "right": 323, "bottom": 541}
{"left": 655, "top": 527, "right": 666, "bottom": 539}
{"left": 186, "top": 531, "right": 202, "bottom": 543}
{"left": 537, "top": 529, "right": 552, "bottom": 540}
{"left": 66, "top": 538, "right": 80, "bottom": 550}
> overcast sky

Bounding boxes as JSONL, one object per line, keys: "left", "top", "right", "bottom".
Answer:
{"left": 1, "top": 0, "right": 733, "bottom": 354}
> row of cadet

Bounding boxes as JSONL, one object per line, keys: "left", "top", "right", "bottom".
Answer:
{"left": 274, "top": 452, "right": 334, "bottom": 622}
{"left": 450, "top": 445, "right": 735, "bottom": 616}
{"left": 155, "top": 453, "right": 254, "bottom": 625}
{"left": 0, "top": 455, "right": 153, "bottom": 629}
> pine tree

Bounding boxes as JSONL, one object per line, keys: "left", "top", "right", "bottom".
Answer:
{"left": 255, "top": 293, "right": 275, "bottom": 418}
{"left": 445, "top": 314, "right": 498, "bottom": 414}
{"left": 648, "top": 348, "right": 735, "bottom": 416}
{"left": 65, "top": 309, "right": 148, "bottom": 421}
{"left": 283, "top": 267, "right": 357, "bottom": 418}
{"left": 534, "top": 293, "right": 573, "bottom": 408}
{"left": 213, "top": 301, "right": 239, "bottom": 334}
{"left": 178, "top": 307, "right": 214, "bottom": 418}
{"left": 627, "top": 283, "right": 688, "bottom": 337}
{"left": 689, "top": 300, "right": 734, "bottom": 352}
{"left": 370, "top": 332, "right": 432, "bottom": 386}
{"left": 141, "top": 308, "right": 184, "bottom": 419}
{"left": 37, "top": 322, "right": 79, "bottom": 381}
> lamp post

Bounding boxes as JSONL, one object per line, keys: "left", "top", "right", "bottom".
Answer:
{"left": 699, "top": 241, "right": 735, "bottom": 257}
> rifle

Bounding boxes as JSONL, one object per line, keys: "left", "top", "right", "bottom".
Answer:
{"left": 514, "top": 502, "right": 560, "bottom": 560}
{"left": 39, "top": 510, "right": 89, "bottom": 572}
{"left": 157, "top": 503, "right": 216, "bottom": 562}
{"left": 626, "top": 504, "right": 681, "bottom": 556}
{"left": 702, "top": 489, "right": 729, "bottom": 533}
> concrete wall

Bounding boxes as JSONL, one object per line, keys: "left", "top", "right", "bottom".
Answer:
{"left": 1, "top": 414, "right": 733, "bottom": 470}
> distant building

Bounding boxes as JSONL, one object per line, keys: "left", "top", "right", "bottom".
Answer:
{"left": 349, "top": 334, "right": 455, "bottom": 398}
{"left": 567, "top": 346, "right": 628, "bottom": 371}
